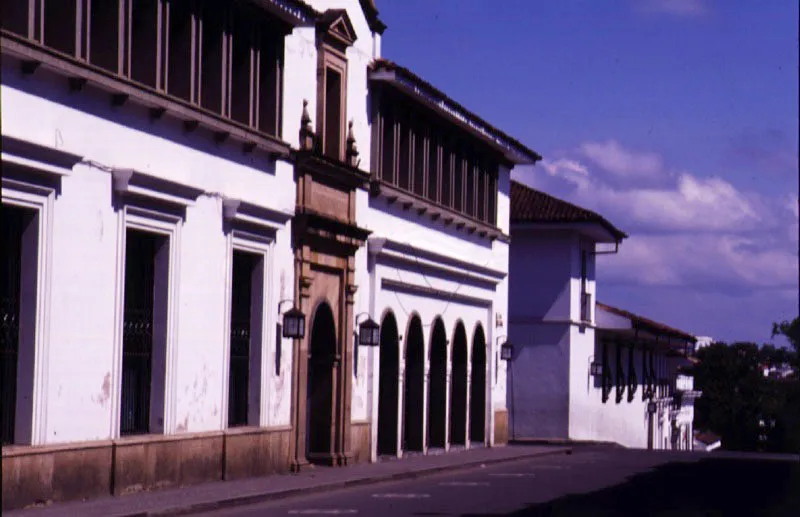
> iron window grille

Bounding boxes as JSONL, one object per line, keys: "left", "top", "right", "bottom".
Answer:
{"left": 615, "top": 342, "right": 626, "bottom": 404}
{"left": 601, "top": 341, "right": 613, "bottom": 403}
{"left": 627, "top": 343, "right": 638, "bottom": 402}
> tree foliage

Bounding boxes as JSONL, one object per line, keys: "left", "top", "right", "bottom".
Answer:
{"left": 693, "top": 340, "right": 799, "bottom": 453}
{"left": 771, "top": 316, "right": 800, "bottom": 362}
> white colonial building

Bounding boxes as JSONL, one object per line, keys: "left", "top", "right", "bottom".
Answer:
{"left": 507, "top": 181, "right": 700, "bottom": 450}
{"left": 1, "top": 0, "right": 539, "bottom": 510}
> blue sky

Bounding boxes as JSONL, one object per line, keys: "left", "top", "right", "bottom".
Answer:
{"left": 377, "top": 0, "right": 799, "bottom": 345}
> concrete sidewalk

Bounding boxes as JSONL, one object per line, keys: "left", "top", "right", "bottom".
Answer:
{"left": 6, "top": 445, "right": 570, "bottom": 517}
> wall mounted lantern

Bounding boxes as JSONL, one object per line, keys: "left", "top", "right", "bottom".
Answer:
{"left": 356, "top": 314, "right": 381, "bottom": 347}
{"left": 590, "top": 362, "right": 604, "bottom": 377}
{"left": 500, "top": 341, "right": 514, "bottom": 361}
{"left": 278, "top": 300, "right": 305, "bottom": 339}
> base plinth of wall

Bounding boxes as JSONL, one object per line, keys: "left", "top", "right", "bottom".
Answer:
{"left": 223, "top": 426, "right": 292, "bottom": 480}
{"left": 349, "top": 421, "right": 371, "bottom": 464}
{"left": 494, "top": 409, "right": 509, "bottom": 445}
{"left": 1, "top": 426, "right": 293, "bottom": 511}
{"left": 2, "top": 440, "right": 113, "bottom": 510}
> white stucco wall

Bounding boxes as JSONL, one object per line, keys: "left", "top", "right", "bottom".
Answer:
{"left": 507, "top": 229, "right": 593, "bottom": 440}
{"left": 2, "top": 55, "right": 296, "bottom": 444}
{"left": 568, "top": 336, "right": 652, "bottom": 448}
{"left": 507, "top": 225, "right": 683, "bottom": 448}
{"left": 506, "top": 322, "right": 571, "bottom": 439}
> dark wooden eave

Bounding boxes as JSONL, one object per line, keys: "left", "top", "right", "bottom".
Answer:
{"left": 369, "top": 59, "right": 542, "bottom": 166}
{"left": 597, "top": 302, "right": 696, "bottom": 344}
{"left": 358, "top": 0, "right": 387, "bottom": 34}
{"left": 1, "top": 32, "right": 292, "bottom": 160}
{"left": 369, "top": 179, "right": 509, "bottom": 242}
{"left": 246, "top": 0, "right": 320, "bottom": 26}
{"left": 293, "top": 150, "right": 371, "bottom": 190}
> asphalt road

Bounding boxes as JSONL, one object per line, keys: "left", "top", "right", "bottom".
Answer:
{"left": 194, "top": 447, "right": 800, "bottom": 517}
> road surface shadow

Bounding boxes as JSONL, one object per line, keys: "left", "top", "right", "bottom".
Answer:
{"left": 462, "top": 456, "right": 800, "bottom": 517}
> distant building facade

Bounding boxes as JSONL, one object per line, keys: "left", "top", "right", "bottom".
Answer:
{"left": 506, "top": 181, "right": 701, "bottom": 450}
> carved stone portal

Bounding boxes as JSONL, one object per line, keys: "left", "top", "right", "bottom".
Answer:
{"left": 289, "top": 149, "right": 370, "bottom": 470}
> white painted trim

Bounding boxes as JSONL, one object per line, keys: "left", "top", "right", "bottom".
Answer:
{"left": 368, "top": 237, "right": 506, "bottom": 286}
{"left": 221, "top": 228, "right": 275, "bottom": 429}
{"left": 1, "top": 134, "right": 83, "bottom": 179}
{"left": 110, "top": 206, "right": 182, "bottom": 438}
{"left": 1, "top": 154, "right": 72, "bottom": 178}
{"left": 222, "top": 197, "right": 294, "bottom": 233}
{"left": 108, "top": 167, "right": 204, "bottom": 208}
{"left": 1, "top": 177, "right": 55, "bottom": 446}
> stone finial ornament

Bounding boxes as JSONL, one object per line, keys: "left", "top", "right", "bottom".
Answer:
{"left": 346, "top": 119, "right": 360, "bottom": 167}
{"left": 299, "top": 99, "right": 316, "bottom": 151}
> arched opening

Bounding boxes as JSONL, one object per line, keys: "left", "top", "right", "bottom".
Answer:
{"left": 449, "top": 322, "right": 468, "bottom": 447}
{"left": 428, "top": 318, "right": 447, "bottom": 449}
{"left": 377, "top": 312, "right": 399, "bottom": 456}
{"left": 470, "top": 324, "right": 487, "bottom": 444}
{"left": 307, "top": 302, "right": 336, "bottom": 461}
{"left": 403, "top": 315, "right": 424, "bottom": 452}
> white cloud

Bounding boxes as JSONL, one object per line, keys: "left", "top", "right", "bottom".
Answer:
{"left": 786, "top": 195, "right": 799, "bottom": 245}
{"left": 539, "top": 158, "right": 590, "bottom": 188}
{"left": 635, "top": 0, "right": 708, "bottom": 17}
{"left": 600, "top": 234, "right": 798, "bottom": 290}
{"left": 548, "top": 162, "right": 764, "bottom": 233}
{"left": 519, "top": 139, "right": 798, "bottom": 299}
{"left": 580, "top": 140, "right": 663, "bottom": 179}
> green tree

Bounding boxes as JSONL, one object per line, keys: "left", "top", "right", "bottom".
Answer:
{"left": 693, "top": 342, "right": 765, "bottom": 451}
{"left": 771, "top": 316, "right": 800, "bottom": 362}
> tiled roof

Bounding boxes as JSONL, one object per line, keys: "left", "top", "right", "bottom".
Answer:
{"left": 370, "top": 59, "right": 542, "bottom": 164}
{"left": 510, "top": 181, "right": 627, "bottom": 240}
{"left": 596, "top": 302, "right": 696, "bottom": 343}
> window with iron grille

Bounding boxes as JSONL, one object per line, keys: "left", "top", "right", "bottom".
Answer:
{"left": 228, "top": 250, "right": 261, "bottom": 427}
{"left": 120, "top": 229, "right": 169, "bottom": 436}
{"left": 1, "top": 206, "right": 25, "bottom": 444}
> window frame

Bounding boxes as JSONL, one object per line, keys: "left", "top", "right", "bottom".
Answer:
{"left": 0, "top": 176, "right": 55, "bottom": 446}
{"left": 111, "top": 204, "right": 182, "bottom": 438}
{"left": 317, "top": 47, "right": 348, "bottom": 162}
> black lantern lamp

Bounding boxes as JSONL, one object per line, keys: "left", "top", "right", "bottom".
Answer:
{"left": 354, "top": 313, "right": 381, "bottom": 347}
{"left": 647, "top": 401, "right": 658, "bottom": 414}
{"left": 358, "top": 317, "right": 381, "bottom": 347}
{"left": 500, "top": 340, "right": 514, "bottom": 361}
{"left": 590, "top": 362, "right": 604, "bottom": 377}
{"left": 278, "top": 301, "right": 305, "bottom": 339}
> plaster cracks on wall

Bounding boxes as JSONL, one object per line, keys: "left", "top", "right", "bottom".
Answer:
{"left": 272, "top": 353, "right": 288, "bottom": 423}
{"left": 178, "top": 364, "right": 212, "bottom": 433}
{"left": 97, "top": 209, "right": 104, "bottom": 240}
{"left": 91, "top": 372, "right": 111, "bottom": 408}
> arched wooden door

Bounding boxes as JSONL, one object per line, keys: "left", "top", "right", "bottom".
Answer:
{"left": 377, "top": 312, "right": 399, "bottom": 456}
{"left": 307, "top": 302, "right": 336, "bottom": 461}
{"left": 470, "top": 324, "right": 487, "bottom": 444}
{"left": 403, "top": 315, "right": 424, "bottom": 452}
{"left": 428, "top": 318, "right": 447, "bottom": 449}
{"left": 450, "top": 322, "right": 468, "bottom": 446}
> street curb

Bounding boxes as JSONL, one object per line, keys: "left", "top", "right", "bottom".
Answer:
{"left": 134, "top": 447, "right": 572, "bottom": 517}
